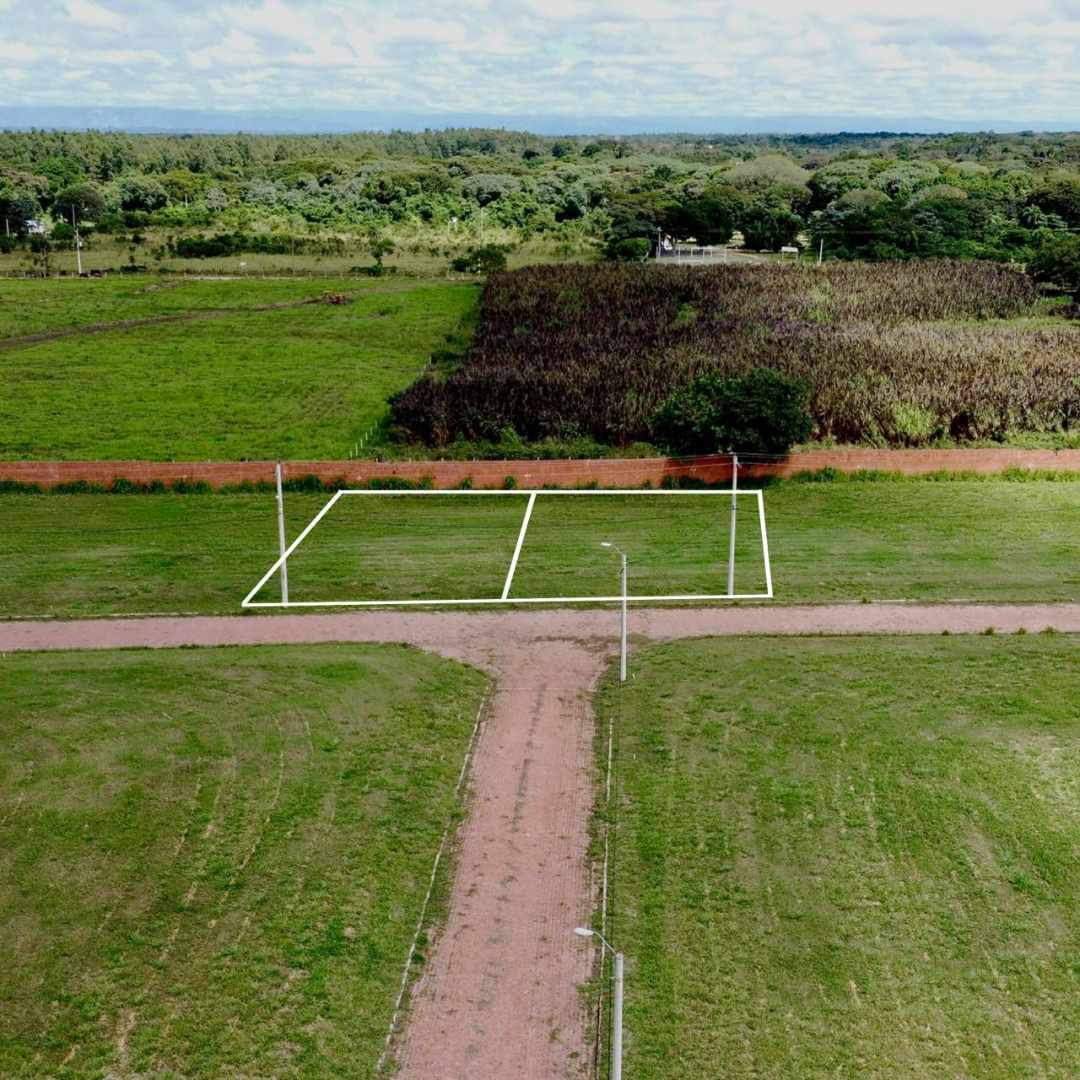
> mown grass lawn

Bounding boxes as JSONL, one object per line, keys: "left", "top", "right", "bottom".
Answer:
{"left": 0, "top": 479, "right": 1076, "bottom": 618}
{"left": 0, "top": 643, "right": 488, "bottom": 1079}
{"left": 594, "top": 635, "right": 1080, "bottom": 1079}
{"left": 0, "top": 277, "right": 477, "bottom": 459}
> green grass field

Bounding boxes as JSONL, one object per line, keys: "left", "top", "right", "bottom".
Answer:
{"left": 0, "top": 643, "right": 488, "bottom": 1078}
{"left": 257, "top": 491, "right": 769, "bottom": 605}
{"left": 0, "top": 276, "right": 477, "bottom": 459}
{"left": 0, "top": 479, "right": 1076, "bottom": 618}
{"left": 594, "top": 635, "right": 1080, "bottom": 1079}
{"left": 0, "top": 275, "right": 393, "bottom": 340}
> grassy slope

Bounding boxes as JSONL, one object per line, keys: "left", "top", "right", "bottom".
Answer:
{"left": 0, "top": 479, "right": 1077, "bottom": 618}
{"left": 0, "top": 278, "right": 477, "bottom": 459}
{"left": 595, "top": 635, "right": 1080, "bottom": 1079}
{"left": 0, "top": 643, "right": 488, "bottom": 1079}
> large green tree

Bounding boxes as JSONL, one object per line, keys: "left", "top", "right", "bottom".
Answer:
{"left": 53, "top": 182, "right": 105, "bottom": 224}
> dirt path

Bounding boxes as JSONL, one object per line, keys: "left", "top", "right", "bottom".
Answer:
{"left": 393, "top": 635, "right": 601, "bottom": 1079}
{"left": 4, "top": 603, "right": 1080, "bottom": 654}
{"left": 5, "top": 602, "right": 1079, "bottom": 1079}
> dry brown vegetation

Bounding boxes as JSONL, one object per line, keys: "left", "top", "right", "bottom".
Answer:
{"left": 391, "top": 261, "right": 1080, "bottom": 446}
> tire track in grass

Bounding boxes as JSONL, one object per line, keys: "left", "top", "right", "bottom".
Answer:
{"left": 0, "top": 297, "right": 326, "bottom": 353}
{"left": 153, "top": 696, "right": 241, "bottom": 1059}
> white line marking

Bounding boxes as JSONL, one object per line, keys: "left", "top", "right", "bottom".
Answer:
{"left": 241, "top": 490, "right": 344, "bottom": 607}
{"left": 501, "top": 492, "right": 536, "bottom": 600}
{"left": 331, "top": 488, "right": 765, "bottom": 496}
{"left": 243, "top": 592, "right": 773, "bottom": 608}
{"left": 376, "top": 687, "right": 492, "bottom": 1074}
{"left": 241, "top": 488, "right": 774, "bottom": 609}
{"left": 757, "top": 489, "right": 774, "bottom": 598}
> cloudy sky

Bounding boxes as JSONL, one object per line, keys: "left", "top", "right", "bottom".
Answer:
{"left": 1, "top": 0, "right": 1079, "bottom": 125}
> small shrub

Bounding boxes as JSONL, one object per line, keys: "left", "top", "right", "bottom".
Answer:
{"left": 889, "top": 402, "right": 939, "bottom": 446}
{"left": 449, "top": 244, "right": 512, "bottom": 275}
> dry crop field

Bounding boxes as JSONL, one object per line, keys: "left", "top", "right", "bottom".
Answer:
{"left": 390, "top": 261, "right": 1080, "bottom": 448}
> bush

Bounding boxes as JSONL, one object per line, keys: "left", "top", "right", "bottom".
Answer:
{"left": 449, "top": 244, "right": 511, "bottom": 274}
{"left": 1029, "top": 234, "right": 1080, "bottom": 298}
{"left": 605, "top": 236, "right": 651, "bottom": 262}
{"left": 651, "top": 368, "right": 813, "bottom": 455}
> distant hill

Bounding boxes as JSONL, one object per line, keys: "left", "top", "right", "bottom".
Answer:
{"left": 2, "top": 105, "right": 1078, "bottom": 136}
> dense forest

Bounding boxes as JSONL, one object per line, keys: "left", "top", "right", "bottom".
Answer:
{"left": 1, "top": 128, "right": 1080, "bottom": 284}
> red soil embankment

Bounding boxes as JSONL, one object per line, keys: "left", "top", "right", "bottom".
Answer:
{"left": 2, "top": 448, "right": 1079, "bottom": 490}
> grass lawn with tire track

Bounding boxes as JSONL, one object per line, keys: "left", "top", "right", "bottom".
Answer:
{"left": 0, "top": 643, "right": 487, "bottom": 1079}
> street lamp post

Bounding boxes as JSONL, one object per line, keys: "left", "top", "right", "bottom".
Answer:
{"left": 575, "top": 927, "right": 624, "bottom": 1080}
{"left": 600, "top": 543, "right": 628, "bottom": 682}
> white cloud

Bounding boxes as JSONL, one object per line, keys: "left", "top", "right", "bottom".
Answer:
{"left": 0, "top": 40, "right": 36, "bottom": 61}
{"left": 0, "top": 0, "right": 1076, "bottom": 125}
{"left": 187, "top": 30, "right": 263, "bottom": 72}
{"left": 66, "top": 0, "right": 125, "bottom": 32}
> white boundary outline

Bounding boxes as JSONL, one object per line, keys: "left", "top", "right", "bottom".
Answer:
{"left": 241, "top": 488, "right": 773, "bottom": 608}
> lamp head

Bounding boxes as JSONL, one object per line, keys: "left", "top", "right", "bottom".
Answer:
{"left": 599, "top": 542, "right": 612, "bottom": 549}
{"left": 573, "top": 927, "right": 594, "bottom": 938}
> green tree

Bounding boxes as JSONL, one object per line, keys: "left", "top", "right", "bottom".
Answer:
{"left": 652, "top": 368, "right": 813, "bottom": 454}
{"left": 0, "top": 187, "right": 41, "bottom": 234}
{"left": 739, "top": 203, "right": 803, "bottom": 251}
{"left": 1027, "top": 174, "right": 1080, "bottom": 229}
{"left": 450, "top": 243, "right": 511, "bottom": 274}
{"left": 1029, "top": 234, "right": 1080, "bottom": 297}
{"left": 53, "top": 182, "right": 105, "bottom": 224}
{"left": 111, "top": 175, "right": 169, "bottom": 213}
{"left": 663, "top": 185, "right": 741, "bottom": 245}
{"left": 365, "top": 229, "right": 395, "bottom": 271}
{"left": 605, "top": 236, "right": 651, "bottom": 262}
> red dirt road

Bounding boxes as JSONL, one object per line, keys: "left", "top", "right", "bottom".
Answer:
{"left": 5, "top": 603, "right": 1079, "bottom": 1079}
{"left": 5, "top": 603, "right": 1080, "bottom": 654}
{"left": 394, "top": 636, "right": 602, "bottom": 1079}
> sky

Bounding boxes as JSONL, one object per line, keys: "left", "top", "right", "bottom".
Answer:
{"left": 1, "top": 0, "right": 1080, "bottom": 127}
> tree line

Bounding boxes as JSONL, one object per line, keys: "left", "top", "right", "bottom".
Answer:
{"left": 1, "top": 128, "right": 1079, "bottom": 293}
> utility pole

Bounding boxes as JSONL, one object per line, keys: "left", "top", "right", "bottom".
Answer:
{"left": 611, "top": 950, "right": 624, "bottom": 1080}
{"left": 275, "top": 462, "right": 289, "bottom": 605}
{"left": 574, "top": 928, "right": 624, "bottom": 1080}
{"left": 618, "top": 550, "right": 627, "bottom": 682}
{"left": 817, "top": 236, "right": 824, "bottom": 266}
{"left": 727, "top": 453, "right": 739, "bottom": 596}
{"left": 72, "top": 206, "right": 82, "bottom": 276}
{"left": 600, "top": 542, "right": 628, "bottom": 681}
